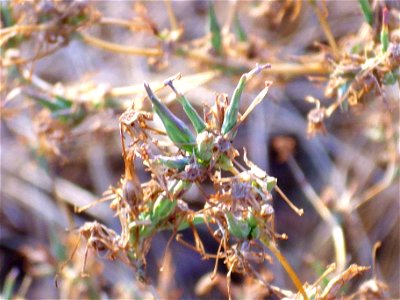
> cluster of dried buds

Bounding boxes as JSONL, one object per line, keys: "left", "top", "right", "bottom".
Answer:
{"left": 1, "top": 0, "right": 100, "bottom": 67}
{"left": 305, "top": 4, "right": 399, "bottom": 138}
{"left": 75, "top": 64, "right": 296, "bottom": 296}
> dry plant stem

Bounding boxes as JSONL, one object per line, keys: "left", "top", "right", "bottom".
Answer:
{"left": 354, "top": 153, "right": 396, "bottom": 210}
{"left": 264, "top": 241, "right": 309, "bottom": 300}
{"left": 99, "top": 17, "right": 149, "bottom": 30}
{"left": 286, "top": 155, "right": 346, "bottom": 274}
{"left": 17, "top": 276, "right": 32, "bottom": 299}
{"left": 354, "top": 114, "right": 397, "bottom": 210}
{"left": 222, "top": 0, "right": 238, "bottom": 35}
{"left": 110, "top": 70, "right": 220, "bottom": 98}
{"left": 308, "top": 0, "right": 340, "bottom": 60}
{"left": 1, "top": 44, "right": 64, "bottom": 67}
{"left": 164, "top": 0, "right": 179, "bottom": 32}
{"left": 80, "top": 32, "right": 162, "bottom": 56}
{"left": 274, "top": 185, "right": 304, "bottom": 216}
{"left": 0, "top": 23, "right": 48, "bottom": 38}
{"left": 371, "top": 241, "right": 381, "bottom": 278}
{"left": 177, "top": 48, "right": 329, "bottom": 76}
{"left": 311, "top": 263, "right": 336, "bottom": 289}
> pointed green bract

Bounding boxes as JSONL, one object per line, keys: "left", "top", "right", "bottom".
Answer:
{"left": 166, "top": 79, "right": 206, "bottom": 134}
{"left": 221, "top": 64, "right": 270, "bottom": 137}
{"left": 221, "top": 74, "right": 247, "bottom": 136}
{"left": 177, "top": 94, "right": 206, "bottom": 133}
{"left": 234, "top": 13, "right": 247, "bottom": 42}
{"left": 380, "top": 7, "right": 389, "bottom": 53}
{"left": 32, "top": 94, "right": 72, "bottom": 112}
{"left": 358, "top": 0, "right": 373, "bottom": 26}
{"left": 144, "top": 82, "right": 196, "bottom": 152}
{"left": 208, "top": 2, "right": 222, "bottom": 55}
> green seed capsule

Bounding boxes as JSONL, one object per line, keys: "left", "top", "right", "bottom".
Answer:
{"left": 266, "top": 176, "right": 277, "bottom": 192}
{"left": 144, "top": 82, "right": 196, "bottom": 152}
{"left": 196, "top": 131, "right": 214, "bottom": 163}
{"left": 152, "top": 196, "right": 177, "bottom": 224}
{"left": 154, "top": 155, "right": 189, "bottom": 171}
{"left": 226, "top": 211, "right": 251, "bottom": 240}
{"left": 215, "top": 154, "right": 234, "bottom": 171}
{"left": 151, "top": 180, "right": 190, "bottom": 224}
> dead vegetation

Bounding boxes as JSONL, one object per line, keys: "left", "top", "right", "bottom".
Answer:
{"left": 1, "top": 1, "right": 399, "bottom": 299}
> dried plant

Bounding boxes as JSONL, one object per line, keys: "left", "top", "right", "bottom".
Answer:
{"left": 1, "top": 1, "right": 398, "bottom": 299}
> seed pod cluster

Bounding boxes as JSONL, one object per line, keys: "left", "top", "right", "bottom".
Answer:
{"left": 79, "top": 66, "right": 283, "bottom": 293}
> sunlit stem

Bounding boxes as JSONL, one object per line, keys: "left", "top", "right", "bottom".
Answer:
{"left": 263, "top": 240, "right": 309, "bottom": 300}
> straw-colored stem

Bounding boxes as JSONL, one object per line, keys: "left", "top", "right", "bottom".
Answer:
{"left": 164, "top": 0, "right": 179, "bottom": 32}
{"left": 176, "top": 48, "right": 329, "bottom": 77}
{"left": 99, "top": 17, "right": 149, "bottom": 31}
{"left": 80, "top": 32, "right": 162, "bottom": 57}
{"left": 308, "top": 1, "right": 340, "bottom": 60}
{"left": 264, "top": 240, "right": 309, "bottom": 300}
{"left": 0, "top": 23, "right": 48, "bottom": 37}
{"left": 287, "top": 155, "right": 346, "bottom": 274}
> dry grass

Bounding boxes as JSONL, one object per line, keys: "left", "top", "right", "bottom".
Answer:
{"left": 1, "top": 1, "right": 399, "bottom": 299}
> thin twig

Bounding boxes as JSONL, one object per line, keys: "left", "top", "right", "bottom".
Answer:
{"left": 80, "top": 32, "right": 162, "bottom": 56}
{"left": 286, "top": 155, "right": 346, "bottom": 274}
{"left": 308, "top": 0, "right": 340, "bottom": 59}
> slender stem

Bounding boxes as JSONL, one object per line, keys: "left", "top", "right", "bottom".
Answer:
{"left": 176, "top": 48, "right": 329, "bottom": 77}
{"left": 275, "top": 185, "right": 304, "bottom": 216}
{"left": 79, "top": 32, "right": 162, "bottom": 57}
{"left": 287, "top": 155, "right": 346, "bottom": 274}
{"left": 353, "top": 111, "right": 397, "bottom": 210}
{"left": 0, "top": 23, "right": 48, "bottom": 37}
{"left": 99, "top": 17, "right": 150, "bottom": 31}
{"left": 164, "top": 0, "right": 179, "bottom": 32}
{"left": 263, "top": 240, "right": 309, "bottom": 300}
{"left": 308, "top": 0, "right": 340, "bottom": 60}
{"left": 222, "top": 0, "right": 238, "bottom": 35}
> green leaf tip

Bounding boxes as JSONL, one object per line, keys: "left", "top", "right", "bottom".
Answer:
{"left": 164, "top": 78, "right": 206, "bottom": 134}
{"left": 221, "top": 63, "right": 271, "bottom": 136}
{"left": 208, "top": 1, "right": 222, "bottom": 55}
{"left": 144, "top": 82, "right": 196, "bottom": 152}
{"left": 358, "top": 0, "right": 373, "bottom": 26}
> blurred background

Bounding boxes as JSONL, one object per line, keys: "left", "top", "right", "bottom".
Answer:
{"left": 1, "top": 1, "right": 399, "bottom": 299}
